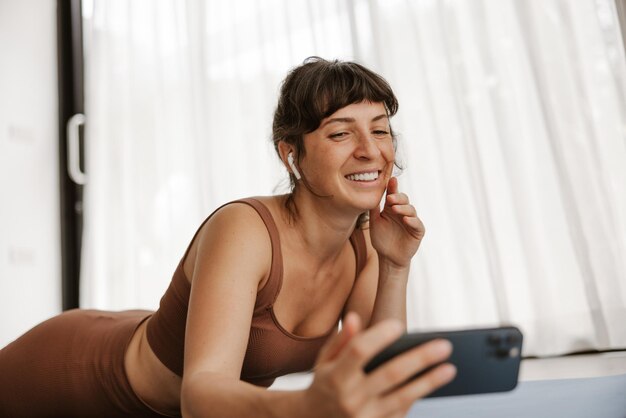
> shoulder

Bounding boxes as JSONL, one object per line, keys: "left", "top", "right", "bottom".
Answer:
{"left": 197, "top": 199, "right": 272, "bottom": 259}
{"left": 184, "top": 199, "right": 274, "bottom": 286}
{"left": 202, "top": 199, "right": 270, "bottom": 236}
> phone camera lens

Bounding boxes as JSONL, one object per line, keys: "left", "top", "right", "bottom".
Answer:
{"left": 506, "top": 334, "right": 519, "bottom": 345}
{"left": 509, "top": 347, "right": 520, "bottom": 358}
{"left": 487, "top": 334, "right": 502, "bottom": 346}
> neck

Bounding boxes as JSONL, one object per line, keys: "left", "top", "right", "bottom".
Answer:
{"left": 281, "top": 190, "right": 361, "bottom": 263}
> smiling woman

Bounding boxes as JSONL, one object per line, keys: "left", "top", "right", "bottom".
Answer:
{"left": 282, "top": 101, "right": 394, "bottom": 214}
{"left": 272, "top": 57, "right": 402, "bottom": 226}
{"left": 0, "top": 58, "right": 453, "bottom": 418}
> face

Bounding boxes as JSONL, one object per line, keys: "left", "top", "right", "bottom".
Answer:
{"left": 298, "top": 101, "right": 395, "bottom": 213}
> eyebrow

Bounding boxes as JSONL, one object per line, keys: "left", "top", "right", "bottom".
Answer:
{"left": 320, "top": 113, "right": 388, "bottom": 128}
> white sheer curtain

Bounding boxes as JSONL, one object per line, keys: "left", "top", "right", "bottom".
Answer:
{"left": 81, "top": 0, "right": 626, "bottom": 356}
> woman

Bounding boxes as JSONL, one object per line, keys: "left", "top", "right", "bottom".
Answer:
{"left": 0, "top": 57, "right": 456, "bottom": 418}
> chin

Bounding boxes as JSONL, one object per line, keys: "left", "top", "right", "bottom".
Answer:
{"left": 351, "top": 193, "right": 384, "bottom": 212}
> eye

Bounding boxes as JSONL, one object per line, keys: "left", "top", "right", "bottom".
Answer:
{"left": 329, "top": 132, "right": 349, "bottom": 140}
{"left": 372, "top": 130, "right": 390, "bottom": 137}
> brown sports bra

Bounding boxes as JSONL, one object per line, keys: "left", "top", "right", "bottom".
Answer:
{"left": 145, "top": 198, "right": 367, "bottom": 387}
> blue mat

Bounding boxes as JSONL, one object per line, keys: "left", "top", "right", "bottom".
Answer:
{"left": 409, "top": 373, "right": 626, "bottom": 418}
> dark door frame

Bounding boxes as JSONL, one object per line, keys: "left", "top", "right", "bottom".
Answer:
{"left": 57, "top": 0, "right": 84, "bottom": 310}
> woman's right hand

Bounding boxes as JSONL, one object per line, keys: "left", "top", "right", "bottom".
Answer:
{"left": 303, "top": 312, "right": 456, "bottom": 418}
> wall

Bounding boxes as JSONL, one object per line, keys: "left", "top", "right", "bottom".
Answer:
{"left": 0, "top": 0, "right": 62, "bottom": 346}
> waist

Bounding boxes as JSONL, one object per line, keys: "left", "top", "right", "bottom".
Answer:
{"left": 125, "top": 316, "right": 182, "bottom": 417}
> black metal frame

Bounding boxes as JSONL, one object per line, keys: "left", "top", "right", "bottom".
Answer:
{"left": 57, "top": 0, "right": 84, "bottom": 310}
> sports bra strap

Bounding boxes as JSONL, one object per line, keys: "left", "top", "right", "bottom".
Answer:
{"left": 235, "top": 199, "right": 284, "bottom": 312}
{"left": 178, "top": 199, "right": 282, "bottom": 303}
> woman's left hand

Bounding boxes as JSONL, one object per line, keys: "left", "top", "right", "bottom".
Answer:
{"left": 369, "top": 177, "right": 425, "bottom": 269}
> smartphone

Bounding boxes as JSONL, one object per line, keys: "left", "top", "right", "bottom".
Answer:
{"left": 363, "top": 326, "right": 523, "bottom": 398}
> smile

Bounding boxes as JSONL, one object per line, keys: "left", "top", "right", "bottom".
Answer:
{"left": 345, "top": 171, "right": 379, "bottom": 182}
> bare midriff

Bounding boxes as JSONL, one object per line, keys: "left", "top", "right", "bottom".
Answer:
{"left": 124, "top": 319, "right": 182, "bottom": 416}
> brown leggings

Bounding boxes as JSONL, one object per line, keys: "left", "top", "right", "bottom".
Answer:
{"left": 0, "top": 309, "right": 172, "bottom": 418}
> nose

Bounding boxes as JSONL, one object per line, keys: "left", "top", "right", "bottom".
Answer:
{"left": 353, "top": 131, "right": 382, "bottom": 160}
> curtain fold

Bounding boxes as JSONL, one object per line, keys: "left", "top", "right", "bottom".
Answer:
{"left": 81, "top": 0, "right": 626, "bottom": 356}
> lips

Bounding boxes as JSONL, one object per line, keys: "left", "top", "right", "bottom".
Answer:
{"left": 345, "top": 171, "right": 380, "bottom": 181}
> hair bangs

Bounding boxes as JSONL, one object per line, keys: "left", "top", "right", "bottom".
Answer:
{"left": 301, "top": 60, "right": 398, "bottom": 133}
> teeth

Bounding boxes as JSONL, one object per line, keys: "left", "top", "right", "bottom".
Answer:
{"left": 347, "top": 171, "right": 378, "bottom": 181}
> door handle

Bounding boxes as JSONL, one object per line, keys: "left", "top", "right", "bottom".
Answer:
{"left": 66, "top": 113, "right": 86, "bottom": 185}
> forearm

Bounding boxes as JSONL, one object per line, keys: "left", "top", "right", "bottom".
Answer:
{"left": 368, "top": 256, "right": 409, "bottom": 328}
{"left": 181, "top": 372, "right": 309, "bottom": 418}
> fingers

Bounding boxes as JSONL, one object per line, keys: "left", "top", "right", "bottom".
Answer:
{"left": 387, "top": 193, "right": 410, "bottom": 206}
{"left": 402, "top": 217, "right": 425, "bottom": 239}
{"left": 312, "top": 324, "right": 455, "bottom": 418}
{"left": 386, "top": 176, "right": 399, "bottom": 196}
{"left": 372, "top": 177, "right": 404, "bottom": 223}
{"left": 370, "top": 177, "right": 395, "bottom": 224}
{"left": 316, "top": 312, "right": 362, "bottom": 365}
{"left": 384, "top": 180, "right": 413, "bottom": 216}
{"left": 333, "top": 319, "right": 404, "bottom": 376}
{"left": 375, "top": 177, "right": 416, "bottom": 220}
{"left": 383, "top": 181, "right": 424, "bottom": 231}
{"left": 365, "top": 339, "right": 453, "bottom": 397}
{"left": 376, "top": 363, "right": 457, "bottom": 416}
{"left": 311, "top": 320, "right": 405, "bottom": 416}
{"left": 390, "top": 204, "right": 417, "bottom": 218}
{"left": 368, "top": 340, "right": 456, "bottom": 418}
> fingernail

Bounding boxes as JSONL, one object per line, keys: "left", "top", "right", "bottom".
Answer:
{"left": 433, "top": 339, "right": 453, "bottom": 356}
{"left": 440, "top": 363, "right": 457, "bottom": 381}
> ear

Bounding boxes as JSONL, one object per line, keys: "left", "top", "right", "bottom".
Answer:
{"left": 278, "top": 141, "right": 298, "bottom": 172}
{"left": 277, "top": 140, "right": 295, "bottom": 169}
{"left": 278, "top": 141, "right": 302, "bottom": 181}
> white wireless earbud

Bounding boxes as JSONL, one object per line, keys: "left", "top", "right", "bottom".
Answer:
{"left": 287, "top": 152, "right": 301, "bottom": 180}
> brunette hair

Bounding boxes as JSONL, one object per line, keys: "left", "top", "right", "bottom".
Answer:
{"left": 272, "top": 57, "right": 400, "bottom": 225}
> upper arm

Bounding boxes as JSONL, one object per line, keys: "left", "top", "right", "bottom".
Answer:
{"left": 183, "top": 203, "right": 271, "bottom": 381}
{"left": 343, "top": 227, "right": 379, "bottom": 327}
